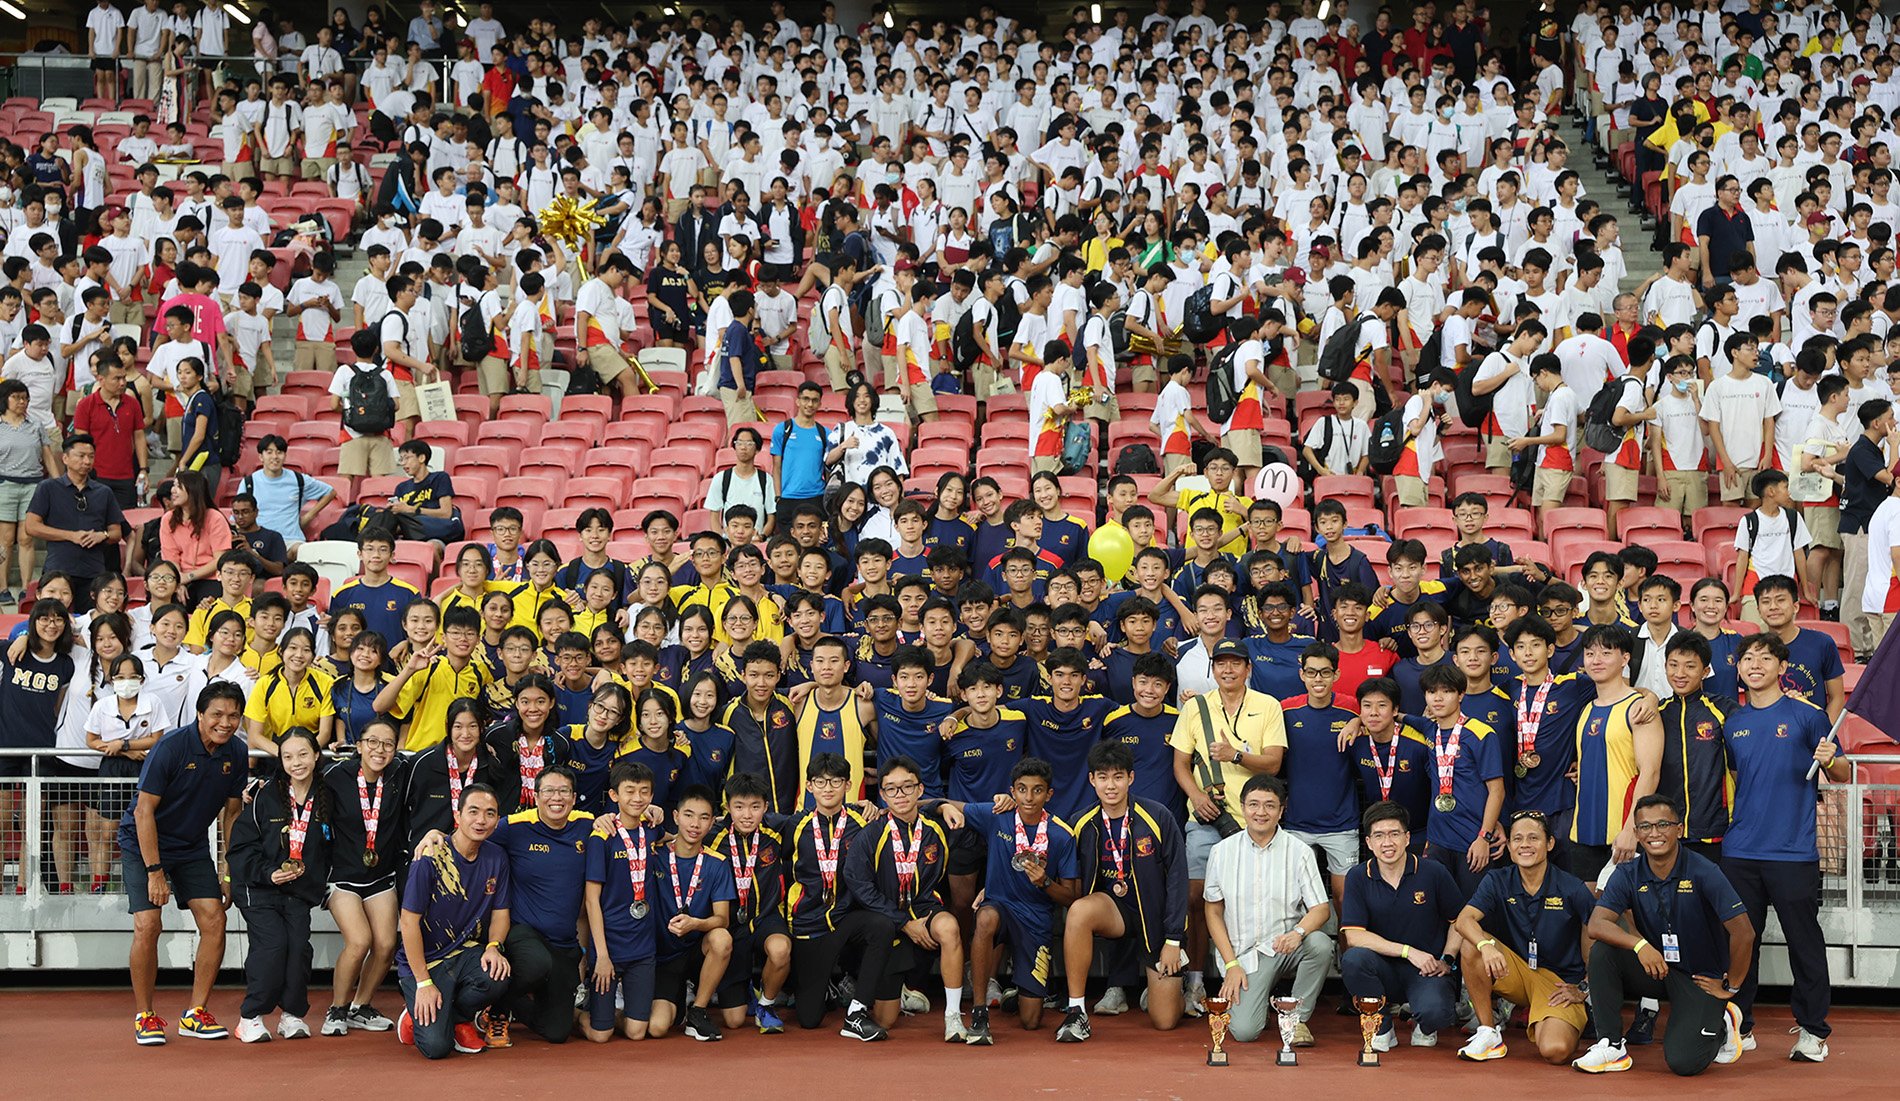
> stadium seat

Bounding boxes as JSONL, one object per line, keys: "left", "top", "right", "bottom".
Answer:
{"left": 562, "top": 476, "right": 630, "bottom": 511}
{"left": 1690, "top": 506, "right": 1749, "bottom": 542}
{"left": 1796, "top": 619, "right": 1855, "bottom": 670}
{"left": 296, "top": 541, "right": 362, "bottom": 591}
{"left": 1616, "top": 505, "right": 1687, "bottom": 543}
{"left": 1312, "top": 474, "right": 1375, "bottom": 509}
{"left": 476, "top": 421, "right": 534, "bottom": 447}
{"left": 1391, "top": 507, "right": 1455, "bottom": 538}
{"left": 1648, "top": 541, "right": 1712, "bottom": 589}
{"left": 1543, "top": 506, "right": 1608, "bottom": 539}
{"left": 500, "top": 394, "right": 555, "bottom": 425}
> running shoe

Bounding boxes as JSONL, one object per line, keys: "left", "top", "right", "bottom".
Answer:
{"left": 133, "top": 1011, "right": 167, "bottom": 1046}
{"left": 350, "top": 1004, "right": 394, "bottom": 1031}
{"left": 178, "top": 1006, "right": 228, "bottom": 1040}
{"left": 1715, "top": 1003, "right": 1744, "bottom": 1064}
{"left": 1789, "top": 1026, "right": 1829, "bottom": 1063}
{"left": 1055, "top": 1007, "right": 1091, "bottom": 1043}
{"left": 1371, "top": 1020, "right": 1398, "bottom": 1053}
{"left": 684, "top": 1005, "right": 722, "bottom": 1042}
{"left": 452, "top": 1022, "right": 486, "bottom": 1053}
{"left": 236, "top": 1017, "right": 270, "bottom": 1044}
{"left": 899, "top": 985, "right": 929, "bottom": 1015}
{"left": 1412, "top": 1024, "right": 1439, "bottom": 1047}
{"left": 755, "top": 1002, "right": 785, "bottom": 1034}
{"left": 967, "top": 1008, "right": 994, "bottom": 1046}
{"left": 840, "top": 1007, "right": 888, "bottom": 1042}
{"left": 986, "top": 978, "right": 1004, "bottom": 1008}
{"left": 1182, "top": 979, "right": 1207, "bottom": 1019}
{"left": 1572, "top": 1037, "right": 1632, "bottom": 1073}
{"left": 276, "top": 1014, "right": 310, "bottom": 1039}
{"left": 320, "top": 1007, "right": 349, "bottom": 1036}
{"left": 1458, "top": 1025, "right": 1507, "bottom": 1061}
{"left": 1091, "top": 986, "right": 1129, "bottom": 1016}
{"left": 396, "top": 1009, "right": 414, "bottom": 1046}
{"left": 943, "top": 1014, "right": 971, "bottom": 1043}
{"left": 477, "top": 1009, "right": 511, "bottom": 1049}
{"left": 1625, "top": 1005, "right": 1657, "bottom": 1046}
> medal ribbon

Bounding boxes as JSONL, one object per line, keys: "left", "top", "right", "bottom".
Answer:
{"left": 286, "top": 795, "right": 313, "bottom": 860}
{"left": 891, "top": 820, "right": 919, "bottom": 903}
{"left": 448, "top": 755, "right": 478, "bottom": 806}
{"left": 357, "top": 772, "right": 382, "bottom": 856}
{"left": 1106, "top": 813, "right": 1130, "bottom": 884}
{"left": 1432, "top": 722, "right": 1464, "bottom": 797}
{"left": 731, "top": 832, "right": 759, "bottom": 910}
{"left": 517, "top": 733, "right": 545, "bottom": 807}
{"left": 669, "top": 849, "right": 704, "bottom": 912}
{"left": 1371, "top": 738, "right": 1397, "bottom": 800}
{"left": 1014, "top": 814, "right": 1049, "bottom": 859}
{"left": 616, "top": 823, "right": 649, "bottom": 904}
{"left": 814, "top": 813, "right": 843, "bottom": 895}
{"left": 1516, "top": 679, "right": 1554, "bottom": 759}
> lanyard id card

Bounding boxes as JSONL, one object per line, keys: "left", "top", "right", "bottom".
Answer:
{"left": 1526, "top": 938, "right": 1539, "bottom": 972}
{"left": 1661, "top": 933, "right": 1681, "bottom": 963}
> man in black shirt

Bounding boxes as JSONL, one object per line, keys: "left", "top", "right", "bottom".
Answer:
{"left": 231, "top": 493, "right": 289, "bottom": 577}
{"left": 1839, "top": 399, "right": 1895, "bottom": 656}
{"left": 23, "top": 433, "right": 125, "bottom": 612}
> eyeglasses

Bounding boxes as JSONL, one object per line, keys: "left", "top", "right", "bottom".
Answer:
{"left": 1633, "top": 820, "right": 1681, "bottom": 834}
{"left": 809, "top": 777, "right": 848, "bottom": 790}
{"left": 881, "top": 781, "right": 922, "bottom": 796}
{"left": 1407, "top": 621, "right": 1439, "bottom": 631}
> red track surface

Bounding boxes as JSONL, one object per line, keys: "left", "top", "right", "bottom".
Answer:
{"left": 8, "top": 989, "right": 1892, "bottom": 1098}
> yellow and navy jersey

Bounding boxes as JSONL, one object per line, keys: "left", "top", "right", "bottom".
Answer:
{"left": 1402, "top": 714, "right": 1503, "bottom": 852}
{"left": 706, "top": 813, "right": 792, "bottom": 931}
{"left": 843, "top": 813, "right": 952, "bottom": 924}
{"left": 508, "top": 581, "right": 579, "bottom": 637}
{"left": 187, "top": 595, "right": 252, "bottom": 649}
{"left": 721, "top": 694, "right": 800, "bottom": 814}
{"left": 1071, "top": 797, "right": 1188, "bottom": 953}
{"left": 243, "top": 667, "right": 336, "bottom": 742}
{"left": 786, "top": 807, "right": 867, "bottom": 938}
{"left": 1656, "top": 690, "right": 1735, "bottom": 844}
{"left": 794, "top": 691, "right": 870, "bottom": 805}
{"left": 1460, "top": 685, "right": 1515, "bottom": 745}
{"left": 1572, "top": 691, "right": 1646, "bottom": 846}
{"left": 394, "top": 654, "right": 496, "bottom": 752}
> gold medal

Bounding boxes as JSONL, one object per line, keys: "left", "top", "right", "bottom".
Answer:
{"left": 279, "top": 859, "right": 304, "bottom": 875}
{"left": 1433, "top": 793, "right": 1457, "bottom": 813}
{"left": 1520, "top": 752, "right": 1541, "bottom": 770}
{"left": 364, "top": 848, "right": 379, "bottom": 868}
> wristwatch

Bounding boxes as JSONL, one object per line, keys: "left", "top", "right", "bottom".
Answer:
{"left": 143, "top": 863, "right": 162, "bottom": 874}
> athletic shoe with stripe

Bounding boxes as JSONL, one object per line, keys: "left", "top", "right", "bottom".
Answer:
{"left": 478, "top": 1009, "right": 512, "bottom": 1049}
{"left": 178, "top": 1006, "right": 227, "bottom": 1040}
{"left": 133, "top": 1012, "right": 167, "bottom": 1046}
{"left": 1715, "top": 1003, "right": 1744, "bottom": 1065}
{"left": 236, "top": 1017, "right": 270, "bottom": 1044}
{"left": 1055, "top": 1007, "right": 1091, "bottom": 1043}
{"left": 350, "top": 1004, "right": 394, "bottom": 1031}
{"left": 1572, "top": 1037, "right": 1632, "bottom": 1073}
{"left": 967, "top": 1009, "right": 994, "bottom": 1046}
{"left": 755, "top": 1002, "right": 785, "bottom": 1034}
{"left": 840, "top": 1007, "right": 887, "bottom": 1042}
{"left": 1789, "top": 1026, "right": 1829, "bottom": 1063}
{"left": 1458, "top": 1024, "right": 1508, "bottom": 1061}
{"left": 277, "top": 1014, "right": 311, "bottom": 1039}
{"left": 320, "top": 1007, "right": 350, "bottom": 1036}
{"left": 943, "top": 1014, "right": 971, "bottom": 1043}
{"left": 684, "top": 1005, "right": 722, "bottom": 1042}
{"left": 396, "top": 1009, "right": 415, "bottom": 1046}
{"left": 452, "top": 1022, "right": 486, "bottom": 1053}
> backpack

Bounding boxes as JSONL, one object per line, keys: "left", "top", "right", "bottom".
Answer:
{"left": 864, "top": 291, "right": 892, "bottom": 343}
{"left": 342, "top": 362, "right": 397, "bottom": 437}
{"left": 1114, "top": 442, "right": 1160, "bottom": 474}
{"left": 716, "top": 467, "right": 769, "bottom": 509}
{"left": 995, "top": 278, "right": 1024, "bottom": 348}
{"left": 1367, "top": 405, "right": 1411, "bottom": 474}
{"left": 1317, "top": 315, "right": 1373, "bottom": 383}
{"left": 1107, "top": 307, "right": 1131, "bottom": 360}
{"left": 1743, "top": 509, "right": 1798, "bottom": 568}
{"left": 1204, "top": 343, "right": 1242, "bottom": 424}
{"left": 1453, "top": 359, "right": 1494, "bottom": 429}
{"left": 1582, "top": 376, "right": 1641, "bottom": 453}
{"left": 1059, "top": 420, "right": 1093, "bottom": 475}
{"left": 460, "top": 290, "right": 494, "bottom": 362}
{"left": 951, "top": 308, "right": 982, "bottom": 369}
{"left": 809, "top": 287, "right": 840, "bottom": 354}
{"left": 1302, "top": 416, "right": 1337, "bottom": 477}
{"left": 1413, "top": 326, "right": 1444, "bottom": 389}
{"left": 1180, "top": 283, "right": 1221, "bottom": 344}
{"left": 214, "top": 395, "right": 244, "bottom": 467}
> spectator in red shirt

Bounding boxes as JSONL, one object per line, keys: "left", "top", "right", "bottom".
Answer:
{"left": 70, "top": 356, "right": 148, "bottom": 509}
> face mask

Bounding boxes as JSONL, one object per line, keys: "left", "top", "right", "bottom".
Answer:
{"left": 112, "top": 679, "right": 142, "bottom": 699}
{"left": 0, "top": 188, "right": 12, "bottom": 203}
{"left": 1673, "top": 378, "right": 1692, "bottom": 393}
{"left": 45, "top": 202, "right": 61, "bottom": 216}
{"left": 1435, "top": 390, "right": 1452, "bottom": 406}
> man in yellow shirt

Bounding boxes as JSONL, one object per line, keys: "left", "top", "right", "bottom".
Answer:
{"left": 185, "top": 550, "right": 258, "bottom": 648}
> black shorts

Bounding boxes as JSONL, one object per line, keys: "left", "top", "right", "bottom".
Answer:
{"left": 651, "top": 312, "right": 688, "bottom": 343}
{"left": 92, "top": 57, "right": 117, "bottom": 72}
{"left": 124, "top": 851, "right": 221, "bottom": 914}
{"left": 980, "top": 902, "right": 1056, "bottom": 998}
{"left": 655, "top": 943, "right": 716, "bottom": 1006}
{"left": 92, "top": 755, "right": 141, "bottom": 820}
{"left": 717, "top": 912, "right": 790, "bottom": 1006}
{"left": 1566, "top": 841, "right": 1613, "bottom": 883}
{"left": 586, "top": 956, "right": 655, "bottom": 1030}
{"left": 948, "top": 825, "right": 987, "bottom": 877}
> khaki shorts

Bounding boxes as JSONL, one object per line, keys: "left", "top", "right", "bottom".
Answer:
{"left": 338, "top": 433, "right": 395, "bottom": 476}
{"left": 1532, "top": 466, "right": 1573, "bottom": 506}
{"left": 226, "top": 364, "right": 256, "bottom": 402}
{"left": 295, "top": 340, "right": 338, "bottom": 372}
{"left": 665, "top": 197, "right": 692, "bottom": 222}
{"left": 221, "top": 160, "right": 252, "bottom": 179}
{"left": 1721, "top": 465, "right": 1758, "bottom": 503}
{"left": 768, "top": 351, "right": 794, "bottom": 372}
{"left": 1083, "top": 389, "right": 1119, "bottom": 425}
{"left": 1659, "top": 469, "right": 1708, "bottom": 516}
{"left": 1602, "top": 462, "right": 1640, "bottom": 502}
{"left": 300, "top": 157, "right": 337, "bottom": 180}
{"left": 905, "top": 378, "right": 939, "bottom": 417}
{"left": 1485, "top": 436, "right": 1514, "bottom": 471}
{"left": 1129, "top": 357, "right": 1158, "bottom": 390}
{"left": 395, "top": 379, "right": 419, "bottom": 421}
{"left": 1031, "top": 455, "right": 1063, "bottom": 475}
{"left": 721, "top": 386, "right": 762, "bottom": 424}
{"left": 1394, "top": 474, "right": 1428, "bottom": 507}
{"left": 974, "top": 357, "right": 1015, "bottom": 400}
{"left": 823, "top": 344, "right": 852, "bottom": 391}
{"left": 107, "top": 300, "right": 140, "bottom": 326}
{"left": 1225, "top": 427, "right": 1263, "bottom": 468}
{"left": 477, "top": 355, "right": 539, "bottom": 396}
{"left": 1486, "top": 943, "right": 1588, "bottom": 1033}
{"left": 1163, "top": 453, "right": 1193, "bottom": 475}
{"left": 1805, "top": 504, "right": 1843, "bottom": 550}
{"left": 259, "top": 156, "right": 295, "bottom": 177}
{"left": 586, "top": 344, "right": 631, "bottom": 384}
{"left": 1267, "top": 363, "right": 1298, "bottom": 405}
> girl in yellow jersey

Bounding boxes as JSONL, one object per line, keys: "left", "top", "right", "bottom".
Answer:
{"left": 244, "top": 628, "right": 337, "bottom": 753}
{"left": 439, "top": 544, "right": 509, "bottom": 619}
{"left": 510, "top": 539, "right": 579, "bottom": 634}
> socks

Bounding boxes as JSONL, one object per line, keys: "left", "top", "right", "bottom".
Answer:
{"left": 1640, "top": 997, "right": 1659, "bottom": 1012}
{"left": 1185, "top": 969, "right": 1203, "bottom": 987}
{"left": 848, "top": 999, "right": 868, "bottom": 1016}
{"left": 1068, "top": 996, "right": 1086, "bottom": 1011}
{"left": 944, "top": 986, "right": 963, "bottom": 1016}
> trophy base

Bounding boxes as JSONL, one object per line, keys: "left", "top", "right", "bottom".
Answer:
{"left": 1277, "top": 1051, "right": 1299, "bottom": 1067}
{"left": 1206, "top": 1051, "right": 1230, "bottom": 1067}
{"left": 1357, "top": 1052, "right": 1381, "bottom": 1068}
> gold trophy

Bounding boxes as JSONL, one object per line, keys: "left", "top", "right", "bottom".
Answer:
{"left": 1204, "top": 995, "right": 1232, "bottom": 1067}
{"left": 1271, "top": 995, "right": 1302, "bottom": 1066}
{"left": 1354, "top": 996, "right": 1387, "bottom": 1067}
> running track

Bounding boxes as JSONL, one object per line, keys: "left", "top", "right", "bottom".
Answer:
{"left": 6, "top": 989, "right": 1890, "bottom": 1097}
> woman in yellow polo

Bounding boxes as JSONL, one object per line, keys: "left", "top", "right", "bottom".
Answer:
{"left": 244, "top": 628, "right": 336, "bottom": 753}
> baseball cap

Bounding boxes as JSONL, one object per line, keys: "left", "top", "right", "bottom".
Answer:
{"left": 1211, "top": 639, "right": 1249, "bottom": 662}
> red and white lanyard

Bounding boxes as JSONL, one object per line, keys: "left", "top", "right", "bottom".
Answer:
{"left": 668, "top": 849, "right": 705, "bottom": 912}
{"left": 1105, "top": 814, "right": 1130, "bottom": 881}
{"left": 1516, "top": 678, "right": 1554, "bottom": 757}
{"left": 447, "top": 754, "right": 478, "bottom": 805}
{"left": 517, "top": 734, "right": 545, "bottom": 807}
{"left": 1370, "top": 738, "right": 1398, "bottom": 800}
{"left": 1014, "top": 814, "right": 1049, "bottom": 858}
{"left": 891, "top": 820, "right": 920, "bottom": 902}
{"left": 730, "top": 832, "right": 759, "bottom": 909}
{"left": 617, "top": 823, "right": 649, "bottom": 904}
{"left": 814, "top": 814, "right": 844, "bottom": 895}
{"left": 286, "top": 795, "right": 313, "bottom": 860}
{"left": 357, "top": 772, "right": 382, "bottom": 856}
{"left": 1432, "top": 722, "right": 1465, "bottom": 797}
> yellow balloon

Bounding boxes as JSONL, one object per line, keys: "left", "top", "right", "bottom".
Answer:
{"left": 1089, "top": 522, "right": 1136, "bottom": 584}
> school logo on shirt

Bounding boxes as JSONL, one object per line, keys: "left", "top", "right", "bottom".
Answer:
{"left": 1412, "top": 891, "right": 1427, "bottom": 905}
{"left": 1584, "top": 719, "right": 1603, "bottom": 740}
{"left": 707, "top": 749, "right": 724, "bottom": 764}
{"left": 1005, "top": 737, "right": 1018, "bottom": 750}
{"left": 758, "top": 844, "right": 777, "bottom": 864}
{"left": 1081, "top": 716, "right": 1093, "bottom": 729}
{"left": 1775, "top": 723, "right": 1790, "bottom": 739}
{"left": 1695, "top": 721, "right": 1716, "bottom": 741}
{"left": 484, "top": 876, "right": 498, "bottom": 895}
{"left": 772, "top": 711, "right": 790, "bottom": 728}
{"left": 1135, "top": 836, "right": 1154, "bottom": 857}
{"left": 923, "top": 843, "right": 940, "bottom": 864}
{"left": 221, "top": 761, "right": 232, "bottom": 774}
{"left": 574, "top": 840, "right": 585, "bottom": 853}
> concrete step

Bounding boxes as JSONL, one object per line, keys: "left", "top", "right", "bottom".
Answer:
{"left": 1554, "top": 116, "right": 1664, "bottom": 295}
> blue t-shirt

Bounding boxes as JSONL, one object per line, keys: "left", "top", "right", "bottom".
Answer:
{"left": 1246, "top": 633, "right": 1317, "bottom": 700}
{"left": 1350, "top": 732, "right": 1434, "bottom": 849}
{"left": 1015, "top": 695, "right": 1118, "bottom": 824}
{"left": 0, "top": 650, "right": 73, "bottom": 749}
{"left": 944, "top": 710, "right": 1028, "bottom": 803}
{"left": 870, "top": 689, "right": 957, "bottom": 797}
{"left": 770, "top": 419, "right": 830, "bottom": 500}
{"left": 181, "top": 390, "right": 219, "bottom": 468}
{"left": 1721, "top": 694, "right": 1832, "bottom": 861}
{"left": 585, "top": 824, "right": 661, "bottom": 963}
{"left": 395, "top": 469, "right": 456, "bottom": 513}
{"left": 653, "top": 846, "right": 738, "bottom": 961}
{"left": 716, "top": 320, "right": 762, "bottom": 391}
{"left": 116, "top": 724, "right": 249, "bottom": 862}
{"left": 1410, "top": 716, "right": 1505, "bottom": 852}
{"left": 1779, "top": 627, "right": 1845, "bottom": 707}
{"left": 1281, "top": 701, "right": 1361, "bottom": 834}
{"left": 331, "top": 576, "right": 419, "bottom": 644}
{"left": 619, "top": 742, "right": 687, "bottom": 826}
{"left": 1704, "top": 628, "right": 1744, "bottom": 700}
{"left": 397, "top": 839, "right": 513, "bottom": 978}
{"left": 963, "top": 803, "right": 1078, "bottom": 926}
{"left": 240, "top": 467, "right": 334, "bottom": 544}
{"left": 1040, "top": 513, "right": 1088, "bottom": 567}
{"left": 1103, "top": 704, "right": 1185, "bottom": 821}
{"left": 1466, "top": 863, "right": 1598, "bottom": 982}
{"left": 1340, "top": 853, "right": 1463, "bottom": 948}
{"left": 1596, "top": 849, "right": 1746, "bottom": 978}
{"left": 492, "top": 811, "right": 591, "bottom": 949}
{"left": 1505, "top": 673, "right": 1597, "bottom": 816}
{"left": 676, "top": 722, "right": 735, "bottom": 796}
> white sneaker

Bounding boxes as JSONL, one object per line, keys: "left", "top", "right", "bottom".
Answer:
{"left": 899, "top": 986, "right": 929, "bottom": 1016}
{"left": 943, "top": 1014, "right": 970, "bottom": 1043}
{"left": 1092, "top": 986, "right": 1129, "bottom": 1016}
{"left": 236, "top": 1017, "right": 271, "bottom": 1044}
{"left": 1183, "top": 980, "right": 1207, "bottom": 1019}
{"left": 1715, "top": 1003, "right": 1744, "bottom": 1064}
{"left": 985, "top": 978, "right": 1004, "bottom": 1008}
{"left": 1789, "top": 1027, "right": 1829, "bottom": 1063}
{"left": 1740, "top": 1032, "right": 1758, "bottom": 1052}
{"left": 1411, "top": 1024, "right": 1439, "bottom": 1047}
{"left": 1371, "top": 1021, "right": 1398, "bottom": 1053}
{"left": 276, "top": 1014, "right": 311, "bottom": 1040}
{"left": 1458, "top": 1025, "right": 1507, "bottom": 1061}
{"left": 1572, "top": 1037, "right": 1632, "bottom": 1073}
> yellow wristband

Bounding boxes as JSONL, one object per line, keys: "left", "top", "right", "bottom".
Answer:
{"left": 1476, "top": 939, "right": 1496, "bottom": 950}
{"left": 1633, "top": 939, "right": 1651, "bottom": 954}
{"left": 1400, "top": 945, "right": 1411, "bottom": 960}
{"left": 416, "top": 979, "right": 435, "bottom": 990}
{"left": 1223, "top": 959, "right": 1242, "bottom": 972}
{"left": 485, "top": 942, "right": 500, "bottom": 950}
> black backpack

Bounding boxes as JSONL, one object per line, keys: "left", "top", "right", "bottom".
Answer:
{"left": 1180, "top": 283, "right": 1221, "bottom": 343}
{"left": 215, "top": 395, "right": 245, "bottom": 467}
{"left": 1582, "top": 376, "right": 1642, "bottom": 453}
{"left": 1413, "top": 326, "right": 1444, "bottom": 389}
{"left": 995, "top": 280, "right": 1024, "bottom": 348}
{"left": 1367, "top": 405, "right": 1411, "bottom": 474}
{"left": 460, "top": 290, "right": 495, "bottom": 361}
{"left": 342, "top": 362, "right": 397, "bottom": 437}
{"left": 1107, "top": 307, "right": 1131, "bottom": 359}
{"left": 1205, "top": 343, "right": 1241, "bottom": 424}
{"left": 1317, "top": 316, "right": 1373, "bottom": 383}
{"left": 1453, "top": 359, "right": 1494, "bottom": 429}
{"left": 952, "top": 308, "right": 982, "bottom": 369}
{"left": 1114, "top": 442, "right": 1160, "bottom": 474}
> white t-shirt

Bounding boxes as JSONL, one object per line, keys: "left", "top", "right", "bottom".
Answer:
{"left": 1536, "top": 385, "right": 1581, "bottom": 469}
{"left": 1862, "top": 496, "right": 1900, "bottom": 614}
{"left": 1736, "top": 506, "right": 1811, "bottom": 584}
{"left": 1473, "top": 351, "right": 1534, "bottom": 438}
{"left": 1700, "top": 371, "right": 1781, "bottom": 471}
{"left": 1028, "top": 368, "right": 1068, "bottom": 460}
{"left": 288, "top": 276, "right": 343, "bottom": 342}
{"left": 1302, "top": 414, "right": 1368, "bottom": 473}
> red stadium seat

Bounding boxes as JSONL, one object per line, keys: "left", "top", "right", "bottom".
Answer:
{"left": 1648, "top": 541, "right": 1712, "bottom": 589}
{"left": 477, "top": 421, "right": 534, "bottom": 447}
{"left": 1543, "top": 506, "right": 1607, "bottom": 539}
{"left": 563, "top": 477, "right": 630, "bottom": 511}
{"left": 1616, "top": 505, "right": 1687, "bottom": 543}
{"left": 1391, "top": 507, "right": 1455, "bottom": 538}
{"left": 500, "top": 394, "right": 555, "bottom": 425}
